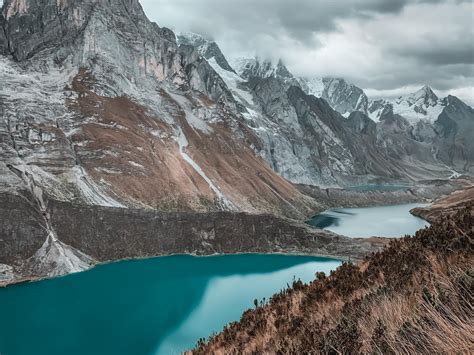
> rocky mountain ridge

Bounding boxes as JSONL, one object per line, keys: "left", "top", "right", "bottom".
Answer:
{"left": 229, "top": 55, "right": 368, "bottom": 117}
{"left": 180, "top": 32, "right": 473, "bottom": 181}
{"left": 182, "top": 33, "right": 468, "bottom": 127}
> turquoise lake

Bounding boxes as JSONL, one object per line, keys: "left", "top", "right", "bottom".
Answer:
{"left": 0, "top": 254, "right": 340, "bottom": 355}
{"left": 308, "top": 203, "right": 430, "bottom": 238}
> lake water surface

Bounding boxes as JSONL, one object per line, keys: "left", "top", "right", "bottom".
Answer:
{"left": 0, "top": 254, "right": 340, "bottom": 355}
{"left": 308, "top": 203, "right": 430, "bottom": 238}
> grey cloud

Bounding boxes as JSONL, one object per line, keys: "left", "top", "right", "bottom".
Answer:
{"left": 406, "top": 48, "right": 474, "bottom": 66}
{"left": 142, "top": 0, "right": 415, "bottom": 45}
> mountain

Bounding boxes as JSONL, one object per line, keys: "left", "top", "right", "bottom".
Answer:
{"left": 1, "top": 0, "right": 473, "bottom": 220}
{"left": 231, "top": 57, "right": 301, "bottom": 88}
{"left": 0, "top": 0, "right": 317, "bottom": 219}
{"left": 206, "top": 53, "right": 405, "bottom": 185}
{"left": 347, "top": 111, "right": 376, "bottom": 136}
{"left": 369, "top": 88, "right": 474, "bottom": 174}
{"left": 433, "top": 95, "right": 474, "bottom": 172}
{"left": 193, "top": 38, "right": 473, "bottom": 183}
{"left": 230, "top": 56, "right": 368, "bottom": 116}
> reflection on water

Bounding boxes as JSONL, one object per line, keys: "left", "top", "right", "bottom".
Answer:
{"left": 308, "top": 203, "right": 430, "bottom": 238}
{"left": 0, "top": 254, "right": 340, "bottom": 355}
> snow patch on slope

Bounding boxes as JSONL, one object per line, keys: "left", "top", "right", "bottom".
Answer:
{"left": 8, "top": 163, "right": 95, "bottom": 277}
{"left": 176, "top": 128, "right": 233, "bottom": 209}
{"left": 298, "top": 77, "right": 325, "bottom": 98}
{"left": 70, "top": 166, "right": 125, "bottom": 208}
{"left": 207, "top": 57, "right": 254, "bottom": 106}
{"left": 168, "top": 92, "right": 213, "bottom": 133}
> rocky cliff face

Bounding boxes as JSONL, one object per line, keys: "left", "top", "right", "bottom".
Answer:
{"left": 177, "top": 32, "right": 236, "bottom": 74}
{"left": 347, "top": 111, "right": 376, "bottom": 136}
{"left": 207, "top": 47, "right": 465, "bottom": 185}
{"left": 0, "top": 190, "right": 387, "bottom": 286}
{"left": 434, "top": 96, "right": 474, "bottom": 173}
{"left": 230, "top": 56, "right": 368, "bottom": 116}
{"left": 369, "top": 92, "right": 474, "bottom": 176}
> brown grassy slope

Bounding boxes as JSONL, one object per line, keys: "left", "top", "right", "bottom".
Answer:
{"left": 67, "top": 69, "right": 317, "bottom": 217}
{"left": 192, "top": 207, "right": 473, "bottom": 354}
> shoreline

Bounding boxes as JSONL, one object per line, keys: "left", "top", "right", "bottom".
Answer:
{"left": 0, "top": 252, "right": 346, "bottom": 289}
{"left": 1, "top": 179, "right": 469, "bottom": 289}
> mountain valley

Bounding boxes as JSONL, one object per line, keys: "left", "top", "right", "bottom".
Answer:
{"left": 0, "top": 1, "right": 473, "bottom": 353}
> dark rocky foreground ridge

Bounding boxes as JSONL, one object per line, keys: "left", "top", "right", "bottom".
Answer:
{"left": 192, "top": 203, "right": 473, "bottom": 354}
{"left": 0, "top": 190, "right": 390, "bottom": 287}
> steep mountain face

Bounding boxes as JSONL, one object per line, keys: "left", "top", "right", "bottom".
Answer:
{"left": 230, "top": 56, "right": 368, "bottom": 116}
{"left": 0, "top": 11, "right": 7, "bottom": 54}
{"left": 0, "top": 0, "right": 317, "bottom": 218}
{"left": 370, "top": 91, "right": 474, "bottom": 175}
{"left": 285, "top": 86, "right": 403, "bottom": 180}
{"left": 1, "top": 1, "right": 472, "bottom": 220}
{"left": 434, "top": 96, "right": 474, "bottom": 172}
{"left": 374, "top": 108, "right": 450, "bottom": 180}
{"left": 231, "top": 57, "right": 302, "bottom": 91}
{"left": 347, "top": 111, "right": 376, "bottom": 137}
{"left": 209, "top": 54, "right": 406, "bottom": 185}
{"left": 298, "top": 77, "right": 369, "bottom": 116}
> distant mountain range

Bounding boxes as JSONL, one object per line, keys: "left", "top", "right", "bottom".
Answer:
{"left": 0, "top": 0, "right": 472, "bottom": 222}
{"left": 181, "top": 32, "right": 473, "bottom": 185}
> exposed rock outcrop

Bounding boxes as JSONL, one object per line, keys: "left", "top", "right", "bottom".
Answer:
{"left": 299, "top": 77, "right": 369, "bottom": 116}
{"left": 177, "top": 32, "right": 236, "bottom": 74}
{"left": 434, "top": 96, "right": 474, "bottom": 173}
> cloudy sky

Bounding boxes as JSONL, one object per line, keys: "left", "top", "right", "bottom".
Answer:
{"left": 140, "top": 0, "right": 474, "bottom": 103}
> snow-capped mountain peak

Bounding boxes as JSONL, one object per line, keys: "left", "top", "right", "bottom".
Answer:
{"left": 230, "top": 57, "right": 292, "bottom": 81}
{"left": 406, "top": 85, "right": 439, "bottom": 107}
{"left": 369, "top": 85, "right": 444, "bottom": 124}
{"left": 229, "top": 57, "right": 368, "bottom": 116}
